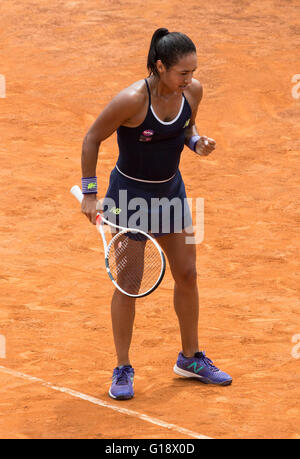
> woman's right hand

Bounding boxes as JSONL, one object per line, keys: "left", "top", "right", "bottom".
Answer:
{"left": 81, "top": 194, "right": 101, "bottom": 225}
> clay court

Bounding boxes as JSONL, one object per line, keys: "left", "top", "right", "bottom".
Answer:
{"left": 0, "top": 0, "right": 299, "bottom": 440}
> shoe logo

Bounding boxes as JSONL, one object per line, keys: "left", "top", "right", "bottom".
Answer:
{"left": 139, "top": 129, "right": 154, "bottom": 142}
{"left": 187, "top": 362, "right": 204, "bottom": 373}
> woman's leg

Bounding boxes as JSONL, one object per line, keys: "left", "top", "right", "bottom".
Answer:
{"left": 111, "top": 289, "right": 136, "bottom": 366}
{"left": 110, "top": 235, "right": 146, "bottom": 366}
{"left": 110, "top": 227, "right": 199, "bottom": 364}
{"left": 158, "top": 229, "right": 199, "bottom": 357}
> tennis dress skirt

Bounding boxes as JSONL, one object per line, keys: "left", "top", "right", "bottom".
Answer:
{"left": 103, "top": 167, "right": 192, "bottom": 238}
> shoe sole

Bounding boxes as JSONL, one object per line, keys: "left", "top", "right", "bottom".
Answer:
{"left": 108, "top": 388, "right": 134, "bottom": 400}
{"left": 173, "top": 364, "right": 232, "bottom": 386}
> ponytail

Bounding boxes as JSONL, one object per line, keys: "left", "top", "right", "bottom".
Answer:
{"left": 147, "top": 28, "right": 196, "bottom": 77}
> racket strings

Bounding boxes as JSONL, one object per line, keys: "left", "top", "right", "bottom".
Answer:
{"left": 107, "top": 231, "right": 163, "bottom": 296}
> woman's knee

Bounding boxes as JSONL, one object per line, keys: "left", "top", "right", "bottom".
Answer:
{"left": 173, "top": 264, "right": 198, "bottom": 288}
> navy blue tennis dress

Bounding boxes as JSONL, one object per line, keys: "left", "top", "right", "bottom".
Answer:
{"left": 103, "top": 79, "right": 192, "bottom": 237}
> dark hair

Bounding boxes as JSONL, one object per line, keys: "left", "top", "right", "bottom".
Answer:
{"left": 147, "top": 28, "right": 196, "bottom": 77}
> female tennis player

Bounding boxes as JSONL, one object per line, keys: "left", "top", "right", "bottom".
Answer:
{"left": 81, "top": 28, "right": 232, "bottom": 399}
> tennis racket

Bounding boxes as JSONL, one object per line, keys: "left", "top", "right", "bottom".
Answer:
{"left": 70, "top": 185, "right": 166, "bottom": 298}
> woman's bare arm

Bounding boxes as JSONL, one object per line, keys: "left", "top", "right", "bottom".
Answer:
{"left": 184, "top": 79, "right": 216, "bottom": 156}
{"left": 81, "top": 87, "right": 145, "bottom": 224}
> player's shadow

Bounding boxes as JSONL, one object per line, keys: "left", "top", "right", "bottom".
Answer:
{"left": 135, "top": 375, "right": 232, "bottom": 404}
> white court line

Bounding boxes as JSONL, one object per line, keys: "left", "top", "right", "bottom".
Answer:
{"left": 0, "top": 74, "right": 6, "bottom": 98}
{"left": 0, "top": 365, "right": 212, "bottom": 439}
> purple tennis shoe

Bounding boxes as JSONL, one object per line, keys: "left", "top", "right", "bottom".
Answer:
{"left": 174, "top": 351, "right": 232, "bottom": 386}
{"left": 109, "top": 365, "right": 135, "bottom": 400}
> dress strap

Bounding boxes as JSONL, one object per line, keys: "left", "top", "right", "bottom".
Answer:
{"left": 144, "top": 78, "right": 151, "bottom": 106}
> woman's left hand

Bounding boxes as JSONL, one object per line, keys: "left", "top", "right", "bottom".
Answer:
{"left": 195, "top": 136, "right": 216, "bottom": 156}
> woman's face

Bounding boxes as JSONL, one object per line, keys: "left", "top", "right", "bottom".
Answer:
{"left": 156, "top": 52, "right": 198, "bottom": 93}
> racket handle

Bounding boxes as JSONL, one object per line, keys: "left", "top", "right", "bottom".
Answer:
{"left": 70, "top": 185, "right": 102, "bottom": 212}
{"left": 70, "top": 185, "right": 83, "bottom": 204}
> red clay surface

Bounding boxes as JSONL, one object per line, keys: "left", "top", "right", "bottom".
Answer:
{"left": 0, "top": 0, "right": 300, "bottom": 439}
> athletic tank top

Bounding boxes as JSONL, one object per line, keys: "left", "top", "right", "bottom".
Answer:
{"left": 116, "top": 79, "right": 192, "bottom": 182}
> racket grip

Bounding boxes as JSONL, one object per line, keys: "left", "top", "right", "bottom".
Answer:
{"left": 70, "top": 185, "right": 83, "bottom": 204}
{"left": 70, "top": 185, "right": 102, "bottom": 212}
